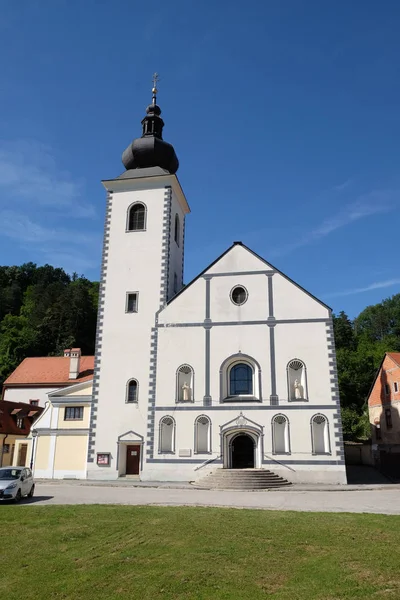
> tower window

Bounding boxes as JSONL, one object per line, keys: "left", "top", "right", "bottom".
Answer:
{"left": 126, "top": 379, "right": 138, "bottom": 403}
{"left": 174, "top": 214, "right": 180, "bottom": 247}
{"left": 127, "top": 203, "right": 146, "bottom": 231}
{"left": 126, "top": 292, "right": 138, "bottom": 313}
{"left": 174, "top": 273, "right": 178, "bottom": 294}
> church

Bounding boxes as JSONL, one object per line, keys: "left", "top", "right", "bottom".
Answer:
{"left": 85, "top": 81, "right": 346, "bottom": 485}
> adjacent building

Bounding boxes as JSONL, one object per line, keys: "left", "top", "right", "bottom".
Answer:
{"left": 0, "top": 400, "right": 43, "bottom": 467}
{"left": 368, "top": 352, "right": 400, "bottom": 476}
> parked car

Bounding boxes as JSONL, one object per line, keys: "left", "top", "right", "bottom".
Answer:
{"left": 0, "top": 467, "right": 35, "bottom": 502}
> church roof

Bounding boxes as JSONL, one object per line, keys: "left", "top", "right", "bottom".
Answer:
{"left": 3, "top": 356, "right": 94, "bottom": 387}
{"left": 167, "top": 241, "right": 331, "bottom": 311}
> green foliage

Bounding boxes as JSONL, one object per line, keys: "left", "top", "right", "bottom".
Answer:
{"left": 0, "top": 263, "right": 98, "bottom": 386}
{"left": 334, "top": 294, "right": 400, "bottom": 440}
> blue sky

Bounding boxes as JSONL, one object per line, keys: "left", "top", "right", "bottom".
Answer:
{"left": 0, "top": 1, "right": 399, "bottom": 318}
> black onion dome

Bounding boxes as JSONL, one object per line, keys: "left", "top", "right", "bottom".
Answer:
{"left": 122, "top": 87, "right": 179, "bottom": 174}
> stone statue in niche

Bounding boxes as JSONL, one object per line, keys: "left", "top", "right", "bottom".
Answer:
{"left": 294, "top": 379, "right": 304, "bottom": 399}
{"left": 182, "top": 382, "right": 191, "bottom": 401}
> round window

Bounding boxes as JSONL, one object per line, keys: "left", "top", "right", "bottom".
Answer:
{"left": 230, "top": 286, "right": 248, "bottom": 306}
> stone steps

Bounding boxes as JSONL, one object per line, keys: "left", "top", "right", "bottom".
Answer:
{"left": 194, "top": 468, "right": 291, "bottom": 490}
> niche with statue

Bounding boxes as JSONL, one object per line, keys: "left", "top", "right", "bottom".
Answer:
{"left": 287, "top": 359, "right": 308, "bottom": 401}
{"left": 176, "top": 365, "right": 194, "bottom": 402}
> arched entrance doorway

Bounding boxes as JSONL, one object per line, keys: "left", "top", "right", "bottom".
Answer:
{"left": 231, "top": 434, "right": 255, "bottom": 469}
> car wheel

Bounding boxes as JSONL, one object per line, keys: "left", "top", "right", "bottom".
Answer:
{"left": 14, "top": 489, "right": 22, "bottom": 503}
{"left": 28, "top": 484, "right": 35, "bottom": 498}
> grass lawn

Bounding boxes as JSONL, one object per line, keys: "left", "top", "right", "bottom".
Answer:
{"left": 1, "top": 506, "right": 400, "bottom": 599}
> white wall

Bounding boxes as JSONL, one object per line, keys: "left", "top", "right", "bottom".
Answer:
{"left": 3, "top": 387, "right": 57, "bottom": 407}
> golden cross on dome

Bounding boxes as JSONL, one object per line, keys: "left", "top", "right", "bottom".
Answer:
{"left": 152, "top": 72, "right": 159, "bottom": 97}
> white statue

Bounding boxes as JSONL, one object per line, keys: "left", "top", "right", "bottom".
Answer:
{"left": 294, "top": 379, "right": 304, "bottom": 399}
{"left": 182, "top": 382, "right": 191, "bottom": 401}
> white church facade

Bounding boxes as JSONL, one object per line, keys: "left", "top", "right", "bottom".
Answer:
{"left": 86, "top": 83, "right": 346, "bottom": 485}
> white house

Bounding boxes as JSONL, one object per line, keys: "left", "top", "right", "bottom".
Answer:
{"left": 87, "top": 84, "right": 346, "bottom": 485}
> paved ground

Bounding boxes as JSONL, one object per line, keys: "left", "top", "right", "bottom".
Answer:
{"left": 13, "top": 482, "right": 400, "bottom": 514}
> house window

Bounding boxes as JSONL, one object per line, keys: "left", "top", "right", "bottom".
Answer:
{"left": 194, "top": 416, "right": 211, "bottom": 453}
{"left": 2, "top": 444, "right": 10, "bottom": 454}
{"left": 385, "top": 384, "right": 390, "bottom": 396}
{"left": 126, "top": 292, "right": 138, "bottom": 313}
{"left": 394, "top": 382, "right": 398, "bottom": 393}
{"left": 174, "top": 273, "right": 178, "bottom": 294}
{"left": 287, "top": 359, "right": 308, "bottom": 401}
{"left": 272, "top": 415, "right": 290, "bottom": 454}
{"left": 174, "top": 214, "right": 180, "bottom": 247}
{"left": 311, "top": 414, "right": 330, "bottom": 454}
{"left": 64, "top": 407, "right": 84, "bottom": 421}
{"left": 29, "top": 400, "right": 39, "bottom": 406}
{"left": 385, "top": 408, "right": 392, "bottom": 429}
{"left": 230, "top": 285, "right": 248, "bottom": 306}
{"left": 176, "top": 365, "right": 194, "bottom": 402}
{"left": 159, "top": 416, "right": 175, "bottom": 453}
{"left": 126, "top": 379, "right": 138, "bottom": 403}
{"left": 229, "top": 363, "right": 253, "bottom": 396}
{"left": 127, "top": 203, "right": 146, "bottom": 231}
{"left": 16, "top": 417, "right": 24, "bottom": 429}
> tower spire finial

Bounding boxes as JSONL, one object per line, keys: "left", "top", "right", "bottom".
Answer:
{"left": 152, "top": 72, "right": 159, "bottom": 105}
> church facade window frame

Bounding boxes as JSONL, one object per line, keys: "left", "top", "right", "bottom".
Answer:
{"left": 287, "top": 358, "right": 308, "bottom": 402}
{"left": 126, "top": 292, "right": 139, "bottom": 313}
{"left": 310, "top": 414, "right": 331, "bottom": 455}
{"left": 126, "top": 201, "right": 147, "bottom": 232}
{"left": 219, "top": 353, "right": 262, "bottom": 403}
{"left": 194, "top": 415, "right": 212, "bottom": 454}
{"left": 176, "top": 364, "right": 195, "bottom": 403}
{"left": 271, "top": 414, "right": 291, "bottom": 455}
{"left": 158, "top": 416, "right": 176, "bottom": 454}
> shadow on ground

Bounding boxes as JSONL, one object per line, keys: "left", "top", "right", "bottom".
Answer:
{"left": 1, "top": 496, "right": 54, "bottom": 505}
{"left": 346, "top": 465, "right": 394, "bottom": 485}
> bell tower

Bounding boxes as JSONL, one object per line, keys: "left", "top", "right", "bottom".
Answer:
{"left": 87, "top": 78, "right": 190, "bottom": 479}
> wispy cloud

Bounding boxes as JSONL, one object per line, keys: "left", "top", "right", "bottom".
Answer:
{"left": 0, "top": 139, "right": 95, "bottom": 218}
{"left": 323, "top": 278, "right": 400, "bottom": 299}
{"left": 0, "top": 211, "right": 101, "bottom": 275}
{"left": 271, "top": 189, "right": 397, "bottom": 257}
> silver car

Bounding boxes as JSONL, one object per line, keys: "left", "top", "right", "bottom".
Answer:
{"left": 0, "top": 467, "right": 35, "bottom": 502}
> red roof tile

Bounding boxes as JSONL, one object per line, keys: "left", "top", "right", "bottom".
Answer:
{"left": 0, "top": 400, "right": 44, "bottom": 436}
{"left": 4, "top": 356, "right": 94, "bottom": 386}
{"left": 387, "top": 353, "right": 400, "bottom": 367}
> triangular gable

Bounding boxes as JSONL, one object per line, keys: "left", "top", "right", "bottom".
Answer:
{"left": 118, "top": 430, "right": 144, "bottom": 443}
{"left": 164, "top": 241, "right": 330, "bottom": 312}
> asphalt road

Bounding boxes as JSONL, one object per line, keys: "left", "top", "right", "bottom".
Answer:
{"left": 12, "top": 483, "right": 400, "bottom": 514}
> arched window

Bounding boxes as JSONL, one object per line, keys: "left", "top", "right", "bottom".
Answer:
{"left": 159, "top": 416, "right": 175, "bottom": 453}
{"left": 229, "top": 363, "right": 253, "bottom": 396}
{"left": 127, "top": 203, "right": 146, "bottom": 231}
{"left": 174, "top": 214, "right": 180, "bottom": 246}
{"left": 287, "top": 359, "right": 308, "bottom": 401}
{"left": 219, "top": 354, "right": 261, "bottom": 402}
{"left": 126, "top": 379, "right": 138, "bottom": 403}
{"left": 272, "top": 415, "right": 290, "bottom": 454}
{"left": 311, "top": 414, "right": 330, "bottom": 454}
{"left": 194, "top": 415, "right": 211, "bottom": 453}
{"left": 176, "top": 364, "right": 194, "bottom": 402}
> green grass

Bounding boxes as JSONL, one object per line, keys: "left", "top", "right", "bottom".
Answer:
{"left": 1, "top": 506, "right": 400, "bottom": 599}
